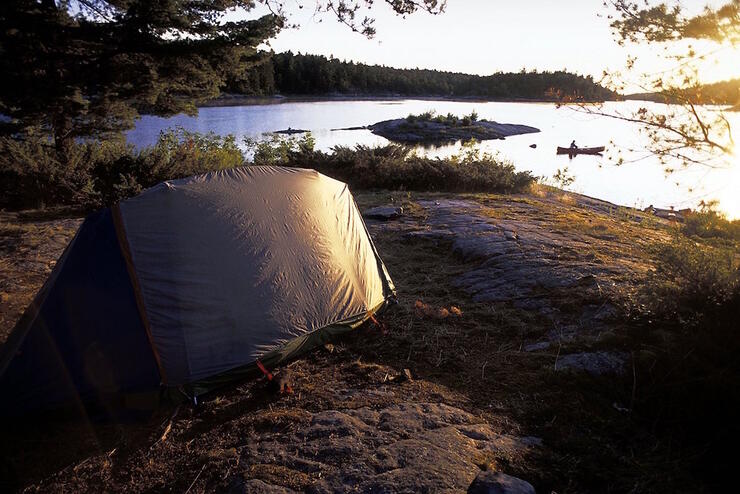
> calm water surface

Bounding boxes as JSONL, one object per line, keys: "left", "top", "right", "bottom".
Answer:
{"left": 127, "top": 99, "right": 740, "bottom": 218}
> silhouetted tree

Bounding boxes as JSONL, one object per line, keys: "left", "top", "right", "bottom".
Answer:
{"left": 0, "top": 1, "right": 281, "bottom": 164}
{"left": 0, "top": 0, "right": 445, "bottom": 165}
{"left": 237, "top": 52, "right": 616, "bottom": 100}
{"left": 601, "top": 1, "right": 739, "bottom": 168}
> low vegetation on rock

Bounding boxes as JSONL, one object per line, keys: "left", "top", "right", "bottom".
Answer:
{"left": 1, "top": 131, "right": 534, "bottom": 210}
{"left": 249, "top": 134, "right": 535, "bottom": 192}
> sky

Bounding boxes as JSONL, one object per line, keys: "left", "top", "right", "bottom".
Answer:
{"left": 235, "top": 0, "right": 740, "bottom": 91}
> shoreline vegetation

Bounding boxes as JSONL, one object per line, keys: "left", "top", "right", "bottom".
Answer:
{"left": 0, "top": 127, "right": 535, "bottom": 211}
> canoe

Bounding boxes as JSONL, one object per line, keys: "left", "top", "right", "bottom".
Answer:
{"left": 556, "top": 146, "right": 605, "bottom": 155}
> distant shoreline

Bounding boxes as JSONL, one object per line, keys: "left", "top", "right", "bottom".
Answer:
{"left": 199, "top": 93, "right": 616, "bottom": 108}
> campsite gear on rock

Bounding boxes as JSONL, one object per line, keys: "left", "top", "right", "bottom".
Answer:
{"left": 0, "top": 166, "right": 395, "bottom": 415}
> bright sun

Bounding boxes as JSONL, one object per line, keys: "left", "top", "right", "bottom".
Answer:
{"left": 698, "top": 45, "right": 740, "bottom": 84}
{"left": 713, "top": 147, "right": 740, "bottom": 220}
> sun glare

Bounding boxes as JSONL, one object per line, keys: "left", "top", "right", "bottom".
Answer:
{"left": 699, "top": 45, "right": 740, "bottom": 84}
{"left": 709, "top": 145, "right": 740, "bottom": 220}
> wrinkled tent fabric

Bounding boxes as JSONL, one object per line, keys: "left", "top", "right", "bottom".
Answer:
{"left": 0, "top": 166, "right": 395, "bottom": 414}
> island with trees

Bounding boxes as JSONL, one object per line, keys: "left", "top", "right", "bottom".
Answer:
{"left": 367, "top": 111, "right": 540, "bottom": 144}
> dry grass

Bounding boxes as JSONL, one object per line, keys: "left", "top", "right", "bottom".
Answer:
{"left": 0, "top": 211, "right": 81, "bottom": 342}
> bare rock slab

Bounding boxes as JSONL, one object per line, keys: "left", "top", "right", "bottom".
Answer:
{"left": 468, "top": 471, "right": 536, "bottom": 494}
{"left": 238, "top": 403, "right": 535, "bottom": 493}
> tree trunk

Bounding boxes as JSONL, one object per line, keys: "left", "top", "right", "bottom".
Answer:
{"left": 53, "top": 117, "right": 74, "bottom": 167}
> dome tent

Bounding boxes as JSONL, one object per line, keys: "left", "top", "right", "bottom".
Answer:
{"left": 0, "top": 166, "right": 395, "bottom": 415}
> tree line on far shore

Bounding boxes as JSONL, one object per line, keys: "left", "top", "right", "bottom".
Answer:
{"left": 625, "top": 77, "right": 740, "bottom": 107}
{"left": 228, "top": 51, "right": 618, "bottom": 102}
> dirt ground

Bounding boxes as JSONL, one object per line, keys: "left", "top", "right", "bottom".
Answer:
{"left": 0, "top": 188, "right": 703, "bottom": 493}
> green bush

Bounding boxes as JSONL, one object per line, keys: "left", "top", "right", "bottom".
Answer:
{"left": 244, "top": 133, "right": 316, "bottom": 165}
{"left": 0, "top": 133, "right": 132, "bottom": 209}
{"left": 269, "top": 139, "right": 534, "bottom": 193}
{"left": 682, "top": 202, "right": 740, "bottom": 241}
{"left": 648, "top": 236, "right": 739, "bottom": 323}
{"left": 406, "top": 111, "right": 480, "bottom": 127}
{"left": 0, "top": 127, "right": 245, "bottom": 209}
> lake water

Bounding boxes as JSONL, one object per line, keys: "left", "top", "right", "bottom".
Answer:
{"left": 126, "top": 99, "right": 740, "bottom": 219}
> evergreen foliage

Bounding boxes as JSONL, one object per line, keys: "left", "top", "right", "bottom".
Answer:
{"left": 0, "top": 1, "right": 281, "bottom": 164}
{"left": 229, "top": 51, "right": 617, "bottom": 101}
{"left": 0, "top": 128, "right": 245, "bottom": 209}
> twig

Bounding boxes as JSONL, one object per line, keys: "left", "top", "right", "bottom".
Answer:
{"left": 185, "top": 464, "right": 206, "bottom": 494}
{"left": 630, "top": 352, "right": 637, "bottom": 413}
{"left": 151, "top": 405, "right": 180, "bottom": 449}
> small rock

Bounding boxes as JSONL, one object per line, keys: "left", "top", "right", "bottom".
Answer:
{"left": 519, "top": 436, "right": 543, "bottom": 447}
{"left": 364, "top": 206, "right": 404, "bottom": 221}
{"left": 529, "top": 144, "right": 537, "bottom": 148}
{"left": 402, "top": 368, "right": 414, "bottom": 382}
{"left": 225, "top": 477, "right": 297, "bottom": 493}
{"left": 555, "top": 351, "right": 628, "bottom": 376}
{"left": 523, "top": 342, "right": 550, "bottom": 352}
{"left": 467, "top": 471, "right": 536, "bottom": 494}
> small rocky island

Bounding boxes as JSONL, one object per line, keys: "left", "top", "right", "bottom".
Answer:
{"left": 273, "top": 127, "right": 308, "bottom": 135}
{"left": 369, "top": 111, "right": 540, "bottom": 144}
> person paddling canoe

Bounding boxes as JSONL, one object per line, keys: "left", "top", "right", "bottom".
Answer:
{"left": 570, "top": 140, "right": 578, "bottom": 150}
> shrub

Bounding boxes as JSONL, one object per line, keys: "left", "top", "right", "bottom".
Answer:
{"left": 1, "top": 128, "right": 533, "bottom": 210}
{"left": 263, "top": 139, "right": 534, "bottom": 193}
{"left": 406, "top": 111, "right": 481, "bottom": 128}
{"left": 140, "top": 128, "right": 244, "bottom": 184}
{"left": 631, "top": 233, "right": 740, "bottom": 485}
{"left": 682, "top": 201, "right": 740, "bottom": 241}
{"left": 0, "top": 128, "right": 246, "bottom": 209}
{"left": 0, "top": 133, "right": 132, "bottom": 209}
{"left": 244, "top": 132, "right": 316, "bottom": 165}
{"left": 647, "top": 236, "right": 739, "bottom": 323}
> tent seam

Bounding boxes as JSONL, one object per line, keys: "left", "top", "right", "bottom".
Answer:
{"left": 112, "top": 204, "right": 168, "bottom": 386}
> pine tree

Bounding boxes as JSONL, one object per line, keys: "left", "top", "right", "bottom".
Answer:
{"left": 0, "top": 1, "right": 281, "bottom": 164}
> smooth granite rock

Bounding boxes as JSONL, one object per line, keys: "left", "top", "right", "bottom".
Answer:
{"left": 555, "top": 351, "right": 628, "bottom": 376}
{"left": 364, "top": 205, "right": 404, "bottom": 220}
{"left": 467, "top": 470, "right": 536, "bottom": 494}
